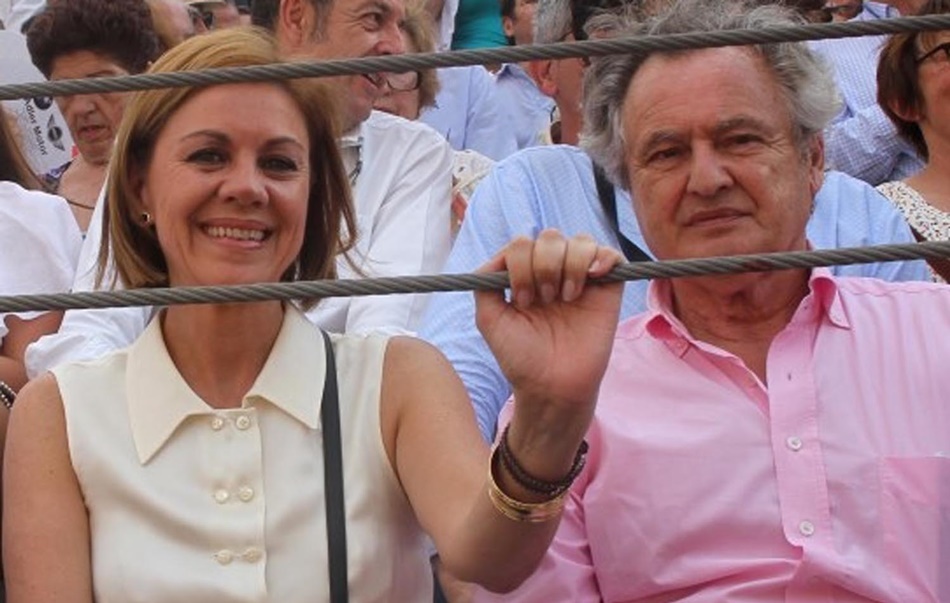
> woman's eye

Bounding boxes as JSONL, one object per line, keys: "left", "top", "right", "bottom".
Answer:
{"left": 261, "top": 156, "right": 299, "bottom": 172}
{"left": 186, "top": 149, "right": 226, "bottom": 165}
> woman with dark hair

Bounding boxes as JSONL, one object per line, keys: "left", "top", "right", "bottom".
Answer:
{"left": 876, "top": 0, "right": 950, "bottom": 282}
{"left": 25, "top": 0, "right": 160, "bottom": 232}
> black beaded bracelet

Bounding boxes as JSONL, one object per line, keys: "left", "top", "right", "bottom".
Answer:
{"left": 0, "top": 381, "right": 16, "bottom": 410}
{"left": 498, "top": 424, "right": 589, "bottom": 498}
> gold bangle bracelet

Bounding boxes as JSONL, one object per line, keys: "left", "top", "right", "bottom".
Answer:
{"left": 487, "top": 447, "right": 568, "bottom": 523}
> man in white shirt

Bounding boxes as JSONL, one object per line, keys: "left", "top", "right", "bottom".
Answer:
{"left": 26, "top": 0, "right": 454, "bottom": 376}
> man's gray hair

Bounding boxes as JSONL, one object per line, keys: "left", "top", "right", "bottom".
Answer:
{"left": 533, "top": 0, "right": 573, "bottom": 44}
{"left": 580, "top": 0, "right": 841, "bottom": 188}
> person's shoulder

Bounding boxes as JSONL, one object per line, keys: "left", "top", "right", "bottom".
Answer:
{"left": 361, "top": 112, "right": 453, "bottom": 166}
{"left": 494, "top": 144, "right": 593, "bottom": 174}
{"left": 815, "top": 170, "right": 891, "bottom": 212}
{"left": 831, "top": 274, "right": 949, "bottom": 304}
{"left": 0, "top": 181, "right": 81, "bottom": 244}
{"left": 51, "top": 347, "right": 131, "bottom": 383}
{"left": 0, "top": 181, "right": 72, "bottom": 220}
{"left": 363, "top": 110, "right": 449, "bottom": 143}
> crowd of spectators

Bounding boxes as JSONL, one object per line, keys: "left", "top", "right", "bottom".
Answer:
{"left": 0, "top": 0, "right": 948, "bottom": 601}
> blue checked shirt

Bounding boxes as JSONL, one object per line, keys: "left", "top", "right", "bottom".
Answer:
{"left": 809, "top": 1, "right": 924, "bottom": 184}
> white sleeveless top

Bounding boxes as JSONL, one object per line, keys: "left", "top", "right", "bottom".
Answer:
{"left": 52, "top": 307, "right": 432, "bottom": 603}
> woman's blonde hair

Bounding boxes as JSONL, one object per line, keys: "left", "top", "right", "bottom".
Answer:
{"left": 100, "top": 27, "right": 356, "bottom": 308}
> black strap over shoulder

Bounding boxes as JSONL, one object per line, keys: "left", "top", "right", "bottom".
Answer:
{"left": 592, "top": 164, "right": 652, "bottom": 263}
{"left": 908, "top": 226, "right": 950, "bottom": 283}
{"left": 320, "top": 330, "right": 349, "bottom": 603}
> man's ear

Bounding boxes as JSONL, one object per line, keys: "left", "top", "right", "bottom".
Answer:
{"left": 502, "top": 15, "right": 515, "bottom": 39}
{"left": 806, "top": 134, "right": 825, "bottom": 197}
{"left": 277, "top": 0, "right": 314, "bottom": 52}
{"left": 528, "top": 59, "right": 557, "bottom": 98}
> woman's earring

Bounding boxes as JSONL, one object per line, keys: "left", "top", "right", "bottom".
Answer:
{"left": 140, "top": 211, "right": 153, "bottom": 226}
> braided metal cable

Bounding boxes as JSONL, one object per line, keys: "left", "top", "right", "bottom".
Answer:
{"left": 1, "top": 241, "right": 947, "bottom": 314}
{"left": 1, "top": 15, "right": 949, "bottom": 100}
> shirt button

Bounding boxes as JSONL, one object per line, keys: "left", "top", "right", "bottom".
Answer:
{"left": 213, "top": 489, "right": 230, "bottom": 504}
{"left": 798, "top": 520, "right": 816, "bottom": 537}
{"left": 235, "top": 415, "right": 251, "bottom": 430}
{"left": 214, "top": 549, "right": 234, "bottom": 565}
{"left": 242, "top": 547, "right": 263, "bottom": 563}
{"left": 238, "top": 486, "right": 255, "bottom": 502}
{"left": 210, "top": 416, "right": 225, "bottom": 431}
{"left": 786, "top": 436, "right": 803, "bottom": 451}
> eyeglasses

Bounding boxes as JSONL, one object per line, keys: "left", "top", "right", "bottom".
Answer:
{"left": 379, "top": 71, "right": 421, "bottom": 92}
{"left": 917, "top": 41, "right": 950, "bottom": 64}
{"left": 187, "top": 6, "right": 213, "bottom": 30}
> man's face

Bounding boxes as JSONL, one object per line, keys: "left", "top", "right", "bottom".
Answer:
{"left": 164, "top": 0, "right": 197, "bottom": 45}
{"left": 622, "top": 47, "right": 823, "bottom": 261}
{"left": 502, "top": 0, "right": 538, "bottom": 45}
{"left": 293, "top": 0, "right": 406, "bottom": 127}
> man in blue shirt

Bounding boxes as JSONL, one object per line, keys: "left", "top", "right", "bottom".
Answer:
{"left": 494, "top": 0, "right": 557, "bottom": 150}
{"left": 809, "top": 1, "right": 925, "bottom": 183}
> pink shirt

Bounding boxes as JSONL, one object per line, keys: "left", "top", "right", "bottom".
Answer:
{"left": 478, "top": 271, "right": 950, "bottom": 603}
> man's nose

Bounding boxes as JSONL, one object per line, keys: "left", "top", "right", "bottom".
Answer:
{"left": 686, "top": 145, "right": 734, "bottom": 198}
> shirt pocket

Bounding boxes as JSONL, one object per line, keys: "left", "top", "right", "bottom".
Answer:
{"left": 878, "top": 456, "right": 950, "bottom": 602}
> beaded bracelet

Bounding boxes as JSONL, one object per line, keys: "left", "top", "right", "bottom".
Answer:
{"left": 497, "top": 424, "right": 589, "bottom": 497}
{"left": 0, "top": 380, "right": 16, "bottom": 410}
{"left": 487, "top": 450, "right": 568, "bottom": 523}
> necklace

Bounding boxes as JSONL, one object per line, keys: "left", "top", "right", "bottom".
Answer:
{"left": 64, "top": 197, "right": 96, "bottom": 211}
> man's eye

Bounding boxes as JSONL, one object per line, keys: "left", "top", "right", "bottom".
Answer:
{"left": 363, "top": 12, "right": 383, "bottom": 28}
{"left": 647, "top": 148, "right": 681, "bottom": 163}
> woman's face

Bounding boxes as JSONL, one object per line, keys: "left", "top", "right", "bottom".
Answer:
{"left": 138, "top": 82, "right": 312, "bottom": 288}
{"left": 373, "top": 74, "right": 422, "bottom": 120}
{"left": 915, "top": 32, "right": 950, "bottom": 148}
{"left": 49, "top": 50, "right": 131, "bottom": 166}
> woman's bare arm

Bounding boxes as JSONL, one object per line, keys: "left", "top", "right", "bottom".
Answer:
{"left": 0, "top": 313, "right": 63, "bottom": 390}
{"left": 3, "top": 373, "right": 93, "bottom": 603}
{"left": 382, "top": 232, "right": 623, "bottom": 593}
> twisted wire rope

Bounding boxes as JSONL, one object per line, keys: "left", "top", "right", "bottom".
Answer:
{"left": 1, "top": 241, "right": 948, "bottom": 313}
{"left": 1, "top": 15, "right": 950, "bottom": 100}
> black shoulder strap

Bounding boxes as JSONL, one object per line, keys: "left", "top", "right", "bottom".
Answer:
{"left": 320, "top": 330, "right": 349, "bottom": 603}
{"left": 592, "top": 164, "right": 652, "bottom": 263}
{"left": 908, "top": 226, "right": 950, "bottom": 283}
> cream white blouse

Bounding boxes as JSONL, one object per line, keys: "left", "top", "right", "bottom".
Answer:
{"left": 52, "top": 307, "right": 432, "bottom": 602}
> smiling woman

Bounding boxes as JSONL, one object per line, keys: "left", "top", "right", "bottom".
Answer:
{"left": 3, "top": 26, "right": 627, "bottom": 603}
